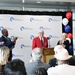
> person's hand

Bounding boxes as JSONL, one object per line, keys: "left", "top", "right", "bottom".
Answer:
{"left": 12, "top": 37, "right": 18, "bottom": 42}
{"left": 0, "top": 42, "right": 4, "bottom": 45}
{"left": 59, "top": 40, "right": 62, "bottom": 45}
{"left": 59, "top": 40, "right": 63, "bottom": 45}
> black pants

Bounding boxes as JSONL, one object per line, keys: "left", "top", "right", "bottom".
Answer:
{"left": 8, "top": 50, "right": 12, "bottom": 61}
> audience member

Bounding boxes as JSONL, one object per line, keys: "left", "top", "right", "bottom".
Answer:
{"left": 48, "top": 45, "right": 64, "bottom": 67}
{"left": 4, "top": 59, "right": 27, "bottom": 75}
{"left": 35, "top": 67, "right": 47, "bottom": 75}
{"left": 47, "top": 47, "right": 75, "bottom": 75}
{"left": 68, "top": 55, "right": 75, "bottom": 66}
{"left": 0, "top": 28, "right": 18, "bottom": 60}
{"left": 32, "top": 29, "right": 48, "bottom": 50}
{"left": 26, "top": 47, "right": 50, "bottom": 75}
{"left": 57, "top": 33, "right": 70, "bottom": 54}
{"left": 0, "top": 46, "right": 10, "bottom": 75}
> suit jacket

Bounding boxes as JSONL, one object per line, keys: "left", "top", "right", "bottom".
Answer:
{"left": 68, "top": 56, "right": 75, "bottom": 66}
{"left": 57, "top": 40, "right": 69, "bottom": 50}
{"left": 25, "top": 60, "right": 50, "bottom": 75}
{"left": 0, "top": 36, "right": 15, "bottom": 50}
{"left": 48, "top": 58, "right": 57, "bottom": 67}
{"left": 47, "top": 64, "right": 75, "bottom": 75}
{"left": 32, "top": 36, "right": 48, "bottom": 50}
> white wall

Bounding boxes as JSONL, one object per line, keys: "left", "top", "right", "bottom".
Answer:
{"left": 73, "top": 13, "right": 75, "bottom": 55}
{"left": 39, "top": 0, "right": 75, "bottom": 2}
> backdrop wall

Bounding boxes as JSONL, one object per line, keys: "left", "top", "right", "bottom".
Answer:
{"left": 0, "top": 14, "right": 62, "bottom": 63}
{"left": 0, "top": 10, "right": 73, "bottom": 63}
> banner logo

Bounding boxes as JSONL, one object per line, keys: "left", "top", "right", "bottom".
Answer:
{"left": 48, "top": 35, "right": 59, "bottom": 39}
{"left": 10, "top": 17, "right": 23, "bottom": 22}
{"left": 39, "top": 26, "right": 50, "bottom": 30}
{"left": 12, "top": 54, "right": 24, "bottom": 58}
{"left": 30, "top": 35, "right": 34, "bottom": 40}
{"left": 0, "top": 26, "right": 3, "bottom": 31}
{"left": 20, "top": 26, "right": 32, "bottom": 31}
{"left": 20, "top": 26, "right": 25, "bottom": 31}
{"left": 48, "top": 35, "right": 52, "bottom": 39}
{"left": 30, "top": 18, "right": 42, "bottom": 22}
{"left": 48, "top": 18, "right": 59, "bottom": 22}
{"left": 21, "top": 44, "right": 25, "bottom": 49}
{"left": 48, "top": 18, "right": 52, "bottom": 22}
{"left": 39, "top": 26, "right": 43, "bottom": 29}
{"left": 10, "top": 36, "right": 14, "bottom": 40}
{"left": 12, "top": 54, "right": 15, "bottom": 58}
{"left": 30, "top": 18, "right": 34, "bottom": 22}
{"left": 10, "top": 17, "right": 14, "bottom": 21}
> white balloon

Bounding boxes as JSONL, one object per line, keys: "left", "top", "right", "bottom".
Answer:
{"left": 66, "top": 38, "right": 71, "bottom": 43}
{"left": 62, "top": 18, "right": 69, "bottom": 26}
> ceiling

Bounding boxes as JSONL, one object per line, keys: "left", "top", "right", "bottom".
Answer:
{"left": 0, "top": 0, "right": 75, "bottom": 10}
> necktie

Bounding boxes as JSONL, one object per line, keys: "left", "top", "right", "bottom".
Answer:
{"left": 41, "top": 37, "right": 44, "bottom": 46}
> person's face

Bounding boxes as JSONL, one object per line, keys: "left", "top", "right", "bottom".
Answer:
{"left": 61, "top": 34, "right": 67, "bottom": 40}
{"left": 3, "top": 29, "right": 8, "bottom": 37}
{"left": 39, "top": 31, "right": 44, "bottom": 38}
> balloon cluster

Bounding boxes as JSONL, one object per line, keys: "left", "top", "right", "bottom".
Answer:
{"left": 62, "top": 12, "right": 73, "bottom": 53}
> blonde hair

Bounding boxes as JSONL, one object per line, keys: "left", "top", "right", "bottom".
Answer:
{"left": 0, "top": 46, "right": 10, "bottom": 65}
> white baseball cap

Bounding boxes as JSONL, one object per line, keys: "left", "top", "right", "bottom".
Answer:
{"left": 54, "top": 48, "right": 72, "bottom": 60}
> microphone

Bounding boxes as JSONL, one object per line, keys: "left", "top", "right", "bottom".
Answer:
{"left": 47, "top": 37, "right": 51, "bottom": 48}
{"left": 47, "top": 37, "right": 50, "bottom": 40}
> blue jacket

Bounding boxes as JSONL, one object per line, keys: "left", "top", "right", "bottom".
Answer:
{"left": 0, "top": 36, "right": 15, "bottom": 50}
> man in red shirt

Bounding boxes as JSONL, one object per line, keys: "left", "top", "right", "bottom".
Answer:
{"left": 32, "top": 29, "right": 48, "bottom": 50}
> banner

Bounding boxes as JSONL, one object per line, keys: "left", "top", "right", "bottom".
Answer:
{"left": 0, "top": 14, "right": 62, "bottom": 63}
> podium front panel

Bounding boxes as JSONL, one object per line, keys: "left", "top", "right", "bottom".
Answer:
{"left": 42, "top": 48, "right": 55, "bottom": 63}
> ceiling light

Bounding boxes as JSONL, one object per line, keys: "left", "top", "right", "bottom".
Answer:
{"left": 23, "top": 7, "right": 24, "bottom": 11}
{"left": 37, "top": 1, "right": 41, "bottom": 3}
{"left": 22, "top": 0, "right": 25, "bottom": 3}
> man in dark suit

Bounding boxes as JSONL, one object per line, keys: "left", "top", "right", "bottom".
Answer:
{"left": 26, "top": 48, "right": 50, "bottom": 75}
{"left": 32, "top": 29, "right": 48, "bottom": 50}
{"left": 0, "top": 29, "right": 18, "bottom": 61}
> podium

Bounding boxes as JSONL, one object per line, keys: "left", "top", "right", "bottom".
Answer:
{"left": 42, "top": 48, "right": 55, "bottom": 63}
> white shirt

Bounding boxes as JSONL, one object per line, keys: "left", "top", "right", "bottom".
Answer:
{"left": 39, "top": 37, "right": 44, "bottom": 42}
{"left": 47, "top": 64, "right": 75, "bottom": 75}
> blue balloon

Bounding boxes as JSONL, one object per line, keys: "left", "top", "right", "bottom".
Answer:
{"left": 69, "top": 45, "right": 73, "bottom": 52}
{"left": 64, "top": 25, "right": 71, "bottom": 33}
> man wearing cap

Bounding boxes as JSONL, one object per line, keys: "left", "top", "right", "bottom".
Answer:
{"left": 32, "top": 29, "right": 48, "bottom": 50}
{"left": 26, "top": 47, "right": 50, "bottom": 75}
{"left": 48, "top": 45, "right": 64, "bottom": 67}
{"left": 47, "top": 45, "right": 75, "bottom": 75}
